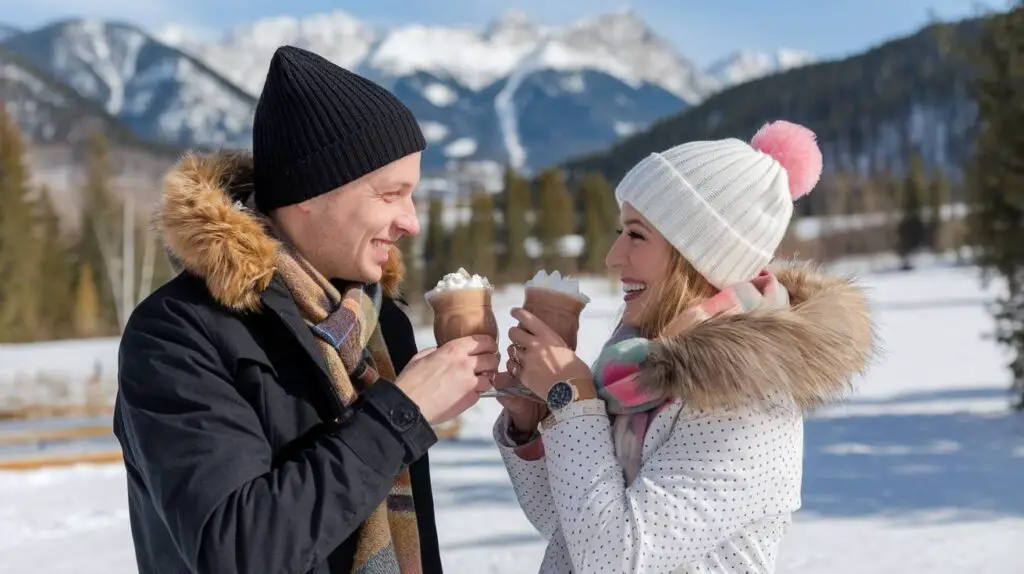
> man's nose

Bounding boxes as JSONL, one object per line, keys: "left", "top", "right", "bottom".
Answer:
{"left": 398, "top": 203, "right": 421, "bottom": 236}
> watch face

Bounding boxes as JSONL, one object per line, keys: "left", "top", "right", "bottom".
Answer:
{"left": 547, "top": 381, "right": 574, "bottom": 410}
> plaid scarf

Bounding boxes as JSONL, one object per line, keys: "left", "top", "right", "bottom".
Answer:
{"left": 248, "top": 200, "right": 421, "bottom": 573}
{"left": 591, "top": 270, "right": 790, "bottom": 485}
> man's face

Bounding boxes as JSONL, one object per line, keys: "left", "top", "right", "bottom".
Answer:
{"left": 281, "top": 152, "right": 422, "bottom": 283}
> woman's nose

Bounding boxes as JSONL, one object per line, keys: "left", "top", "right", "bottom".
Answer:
{"left": 605, "top": 234, "right": 626, "bottom": 269}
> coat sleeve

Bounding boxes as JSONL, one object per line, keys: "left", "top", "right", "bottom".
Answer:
{"left": 114, "top": 297, "right": 437, "bottom": 574}
{"left": 540, "top": 399, "right": 798, "bottom": 573}
{"left": 492, "top": 409, "right": 560, "bottom": 539}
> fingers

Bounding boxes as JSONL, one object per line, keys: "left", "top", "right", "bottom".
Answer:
{"left": 512, "top": 308, "right": 567, "bottom": 347}
{"left": 408, "top": 346, "right": 437, "bottom": 363}
{"left": 509, "top": 307, "right": 541, "bottom": 332}
{"left": 510, "top": 308, "right": 554, "bottom": 339}
{"left": 507, "top": 326, "right": 536, "bottom": 349}
{"left": 472, "top": 350, "right": 500, "bottom": 374}
{"left": 474, "top": 374, "right": 494, "bottom": 393}
{"left": 455, "top": 391, "right": 479, "bottom": 415}
{"left": 491, "top": 371, "right": 513, "bottom": 389}
{"left": 449, "top": 334, "right": 499, "bottom": 355}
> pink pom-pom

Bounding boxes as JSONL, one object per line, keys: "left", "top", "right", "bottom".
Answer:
{"left": 750, "top": 120, "right": 822, "bottom": 200}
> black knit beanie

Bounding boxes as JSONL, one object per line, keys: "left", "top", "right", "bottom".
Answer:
{"left": 252, "top": 45, "right": 427, "bottom": 212}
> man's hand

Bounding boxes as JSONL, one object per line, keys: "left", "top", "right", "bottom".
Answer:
{"left": 395, "top": 334, "right": 499, "bottom": 425}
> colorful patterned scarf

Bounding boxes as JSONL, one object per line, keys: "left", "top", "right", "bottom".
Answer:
{"left": 591, "top": 270, "right": 790, "bottom": 485}
{"left": 248, "top": 199, "right": 421, "bottom": 573}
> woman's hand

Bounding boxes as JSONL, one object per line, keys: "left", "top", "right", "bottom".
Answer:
{"left": 506, "top": 307, "right": 595, "bottom": 398}
{"left": 491, "top": 371, "right": 548, "bottom": 439}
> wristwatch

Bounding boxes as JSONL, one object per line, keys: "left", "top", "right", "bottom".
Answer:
{"left": 540, "top": 379, "right": 604, "bottom": 433}
{"left": 546, "top": 379, "right": 583, "bottom": 411}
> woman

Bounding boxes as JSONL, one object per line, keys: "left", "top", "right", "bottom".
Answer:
{"left": 492, "top": 120, "right": 878, "bottom": 573}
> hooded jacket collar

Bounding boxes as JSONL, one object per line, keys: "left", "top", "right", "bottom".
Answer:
{"left": 638, "top": 262, "right": 879, "bottom": 411}
{"left": 153, "top": 150, "right": 406, "bottom": 314}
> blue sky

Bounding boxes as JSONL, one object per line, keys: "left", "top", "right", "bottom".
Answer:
{"left": 1, "top": 0, "right": 1000, "bottom": 66}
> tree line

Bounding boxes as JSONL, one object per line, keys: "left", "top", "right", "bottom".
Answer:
{"left": 400, "top": 167, "right": 620, "bottom": 315}
{"left": 0, "top": 103, "right": 983, "bottom": 345}
{"left": 777, "top": 151, "right": 965, "bottom": 271}
{"left": 0, "top": 106, "right": 174, "bottom": 344}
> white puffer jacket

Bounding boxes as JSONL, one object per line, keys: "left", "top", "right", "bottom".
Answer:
{"left": 494, "top": 265, "right": 877, "bottom": 573}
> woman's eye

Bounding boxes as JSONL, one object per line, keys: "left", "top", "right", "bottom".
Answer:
{"left": 628, "top": 231, "right": 644, "bottom": 240}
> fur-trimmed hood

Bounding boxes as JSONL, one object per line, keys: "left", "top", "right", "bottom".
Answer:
{"left": 154, "top": 150, "right": 406, "bottom": 313}
{"left": 639, "top": 263, "right": 879, "bottom": 411}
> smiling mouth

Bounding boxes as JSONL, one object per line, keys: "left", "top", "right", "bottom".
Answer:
{"left": 370, "top": 239, "right": 392, "bottom": 261}
{"left": 622, "top": 281, "right": 647, "bottom": 301}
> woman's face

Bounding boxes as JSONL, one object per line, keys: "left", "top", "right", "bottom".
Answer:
{"left": 604, "top": 202, "right": 674, "bottom": 327}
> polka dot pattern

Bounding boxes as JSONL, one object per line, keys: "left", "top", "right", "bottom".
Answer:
{"left": 494, "top": 396, "right": 803, "bottom": 573}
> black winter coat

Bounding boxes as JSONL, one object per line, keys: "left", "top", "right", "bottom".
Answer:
{"left": 112, "top": 150, "right": 442, "bottom": 574}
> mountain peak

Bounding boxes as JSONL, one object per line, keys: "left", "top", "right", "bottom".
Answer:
{"left": 3, "top": 20, "right": 256, "bottom": 147}
{"left": 705, "top": 48, "right": 815, "bottom": 86}
{"left": 484, "top": 10, "right": 543, "bottom": 43}
{"left": 225, "top": 9, "right": 371, "bottom": 44}
{"left": 162, "top": 9, "right": 379, "bottom": 94}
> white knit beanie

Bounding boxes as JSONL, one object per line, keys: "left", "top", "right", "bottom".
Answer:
{"left": 614, "top": 120, "right": 823, "bottom": 289}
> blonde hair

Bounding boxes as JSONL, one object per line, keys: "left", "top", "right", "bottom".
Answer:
{"left": 633, "top": 249, "right": 718, "bottom": 339}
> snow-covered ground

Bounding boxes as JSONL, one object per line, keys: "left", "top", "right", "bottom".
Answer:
{"left": 2, "top": 263, "right": 1023, "bottom": 573}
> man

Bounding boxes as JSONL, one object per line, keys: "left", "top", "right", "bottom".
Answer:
{"left": 112, "top": 45, "right": 496, "bottom": 573}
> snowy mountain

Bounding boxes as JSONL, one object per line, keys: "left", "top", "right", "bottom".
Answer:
{"left": 1, "top": 11, "right": 814, "bottom": 173}
{"left": 705, "top": 49, "right": 815, "bottom": 87}
{"left": 0, "top": 25, "right": 19, "bottom": 42}
{"left": 160, "top": 9, "right": 724, "bottom": 171}
{"left": 2, "top": 19, "right": 256, "bottom": 149}
{"left": 0, "top": 47, "right": 134, "bottom": 145}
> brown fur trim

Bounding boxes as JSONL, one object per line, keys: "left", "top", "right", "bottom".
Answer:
{"left": 154, "top": 150, "right": 406, "bottom": 312}
{"left": 381, "top": 244, "right": 405, "bottom": 300}
{"left": 637, "top": 262, "right": 880, "bottom": 412}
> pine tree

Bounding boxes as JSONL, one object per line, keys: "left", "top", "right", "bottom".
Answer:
{"left": 501, "top": 167, "right": 532, "bottom": 281}
{"left": 467, "top": 189, "right": 496, "bottom": 280}
{"left": 72, "top": 262, "right": 101, "bottom": 338}
{"left": 34, "top": 186, "right": 75, "bottom": 339}
{"left": 535, "top": 168, "right": 575, "bottom": 271}
{"left": 76, "top": 128, "right": 121, "bottom": 334}
{"left": 928, "top": 169, "right": 951, "bottom": 252}
{"left": 423, "top": 196, "right": 447, "bottom": 288}
{"left": 819, "top": 172, "right": 853, "bottom": 260}
{"left": 448, "top": 195, "right": 472, "bottom": 269}
{"left": 580, "top": 173, "right": 616, "bottom": 274}
{"left": 0, "top": 104, "right": 42, "bottom": 342}
{"left": 966, "top": 3, "right": 1024, "bottom": 409}
{"left": 895, "top": 154, "right": 928, "bottom": 270}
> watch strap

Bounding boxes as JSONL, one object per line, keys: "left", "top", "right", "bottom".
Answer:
{"left": 539, "top": 399, "right": 607, "bottom": 433}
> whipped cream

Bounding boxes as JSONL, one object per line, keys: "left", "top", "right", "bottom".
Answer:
{"left": 428, "top": 267, "right": 493, "bottom": 294}
{"left": 525, "top": 270, "right": 590, "bottom": 304}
